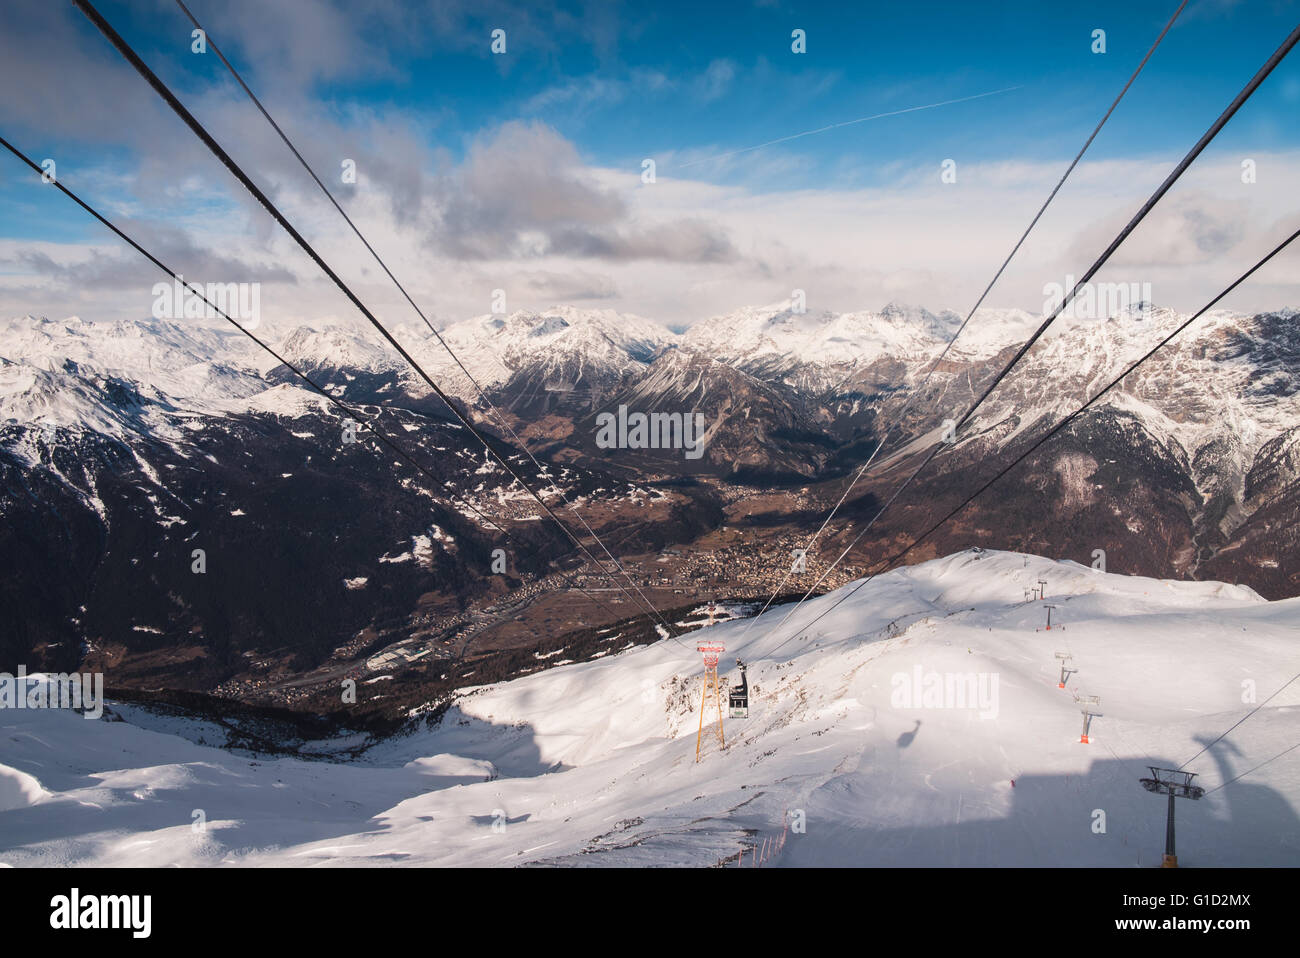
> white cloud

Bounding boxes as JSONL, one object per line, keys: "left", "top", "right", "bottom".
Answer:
{"left": 4, "top": 109, "right": 1297, "bottom": 334}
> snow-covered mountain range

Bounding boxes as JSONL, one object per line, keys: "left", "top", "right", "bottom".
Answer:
{"left": 2, "top": 299, "right": 1298, "bottom": 697}
{"left": 4, "top": 299, "right": 1299, "bottom": 551}
{"left": 8, "top": 301, "right": 1293, "bottom": 469}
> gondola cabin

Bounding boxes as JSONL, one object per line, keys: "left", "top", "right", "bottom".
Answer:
{"left": 729, "top": 661, "right": 749, "bottom": 719}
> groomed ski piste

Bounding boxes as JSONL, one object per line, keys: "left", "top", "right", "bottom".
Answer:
{"left": 2, "top": 550, "right": 1297, "bottom": 867}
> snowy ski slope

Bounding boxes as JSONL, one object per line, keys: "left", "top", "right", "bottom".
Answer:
{"left": 1, "top": 550, "right": 1296, "bottom": 867}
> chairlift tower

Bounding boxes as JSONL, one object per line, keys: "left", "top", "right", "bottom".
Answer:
{"left": 1076, "top": 694, "right": 1101, "bottom": 744}
{"left": 1037, "top": 579, "right": 1048, "bottom": 600}
{"left": 695, "top": 643, "right": 727, "bottom": 762}
{"left": 1140, "top": 767, "right": 1205, "bottom": 868}
{"left": 1054, "top": 652, "right": 1072, "bottom": 689}
{"left": 1043, "top": 604, "right": 1059, "bottom": 631}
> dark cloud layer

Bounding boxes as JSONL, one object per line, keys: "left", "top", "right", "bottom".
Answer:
{"left": 428, "top": 121, "right": 737, "bottom": 263}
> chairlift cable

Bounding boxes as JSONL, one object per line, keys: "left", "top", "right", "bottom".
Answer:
{"left": 1179, "top": 669, "right": 1300, "bottom": 771}
{"left": 1203, "top": 741, "right": 1300, "bottom": 796}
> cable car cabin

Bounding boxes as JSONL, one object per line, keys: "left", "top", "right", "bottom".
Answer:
{"left": 729, "top": 661, "right": 749, "bottom": 719}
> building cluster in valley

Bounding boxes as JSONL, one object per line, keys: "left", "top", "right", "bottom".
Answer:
{"left": 210, "top": 482, "right": 863, "bottom": 708}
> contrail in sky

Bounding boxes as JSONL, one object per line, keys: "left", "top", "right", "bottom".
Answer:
{"left": 676, "top": 85, "right": 1024, "bottom": 169}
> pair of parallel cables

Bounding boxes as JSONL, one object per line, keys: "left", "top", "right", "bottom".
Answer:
{"left": 741, "top": 1, "right": 1192, "bottom": 640}
{"left": 54, "top": 0, "right": 686, "bottom": 645}
{"left": 0, "top": 134, "right": 651, "bottom": 646}
{"left": 751, "top": 15, "right": 1300, "bottom": 658}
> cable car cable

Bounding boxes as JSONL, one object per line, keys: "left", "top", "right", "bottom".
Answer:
{"left": 756, "top": 22, "right": 1300, "bottom": 644}
{"left": 168, "top": 0, "right": 671, "bottom": 641}
{"left": 0, "top": 132, "right": 652, "bottom": 649}
{"left": 72, "top": 0, "right": 682, "bottom": 639}
{"left": 758, "top": 224, "right": 1300, "bottom": 658}
{"left": 735, "top": 0, "right": 1189, "bottom": 641}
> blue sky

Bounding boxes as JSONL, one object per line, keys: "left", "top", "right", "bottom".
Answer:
{"left": 2, "top": 0, "right": 1298, "bottom": 328}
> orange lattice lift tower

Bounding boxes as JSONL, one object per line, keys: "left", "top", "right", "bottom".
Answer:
{"left": 696, "top": 642, "right": 727, "bottom": 762}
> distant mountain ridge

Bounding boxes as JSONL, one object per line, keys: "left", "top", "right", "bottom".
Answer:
{"left": 3, "top": 299, "right": 1298, "bottom": 675}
